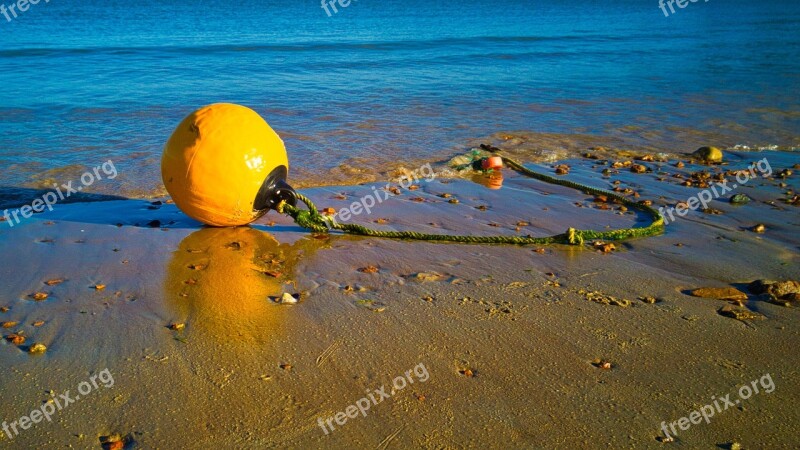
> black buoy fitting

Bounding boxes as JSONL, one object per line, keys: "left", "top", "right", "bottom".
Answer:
{"left": 253, "top": 165, "right": 297, "bottom": 212}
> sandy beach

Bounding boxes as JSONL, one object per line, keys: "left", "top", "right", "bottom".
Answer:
{"left": 2, "top": 0, "right": 800, "bottom": 447}
{"left": 0, "top": 147, "right": 797, "bottom": 448}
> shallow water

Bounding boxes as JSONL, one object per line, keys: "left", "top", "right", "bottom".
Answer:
{"left": 0, "top": 0, "right": 798, "bottom": 197}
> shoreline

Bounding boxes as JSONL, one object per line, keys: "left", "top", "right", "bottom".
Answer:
{"left": 5, "top": 130, "right": 800, "bottom": 205}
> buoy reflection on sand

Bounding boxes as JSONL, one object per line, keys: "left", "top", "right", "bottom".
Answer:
{"left": 164, "top": 227, "right": 325, "bottom": 347}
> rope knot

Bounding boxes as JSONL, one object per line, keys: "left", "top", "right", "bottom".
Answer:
{"left": 567, "top": 228, "right": 584, "bottom": 246}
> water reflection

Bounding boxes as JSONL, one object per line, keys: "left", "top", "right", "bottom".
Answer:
{"left": 471, "top": 172, "right": 504, "bottom": 190}
{"left": 164, "top": 227, "right": 328, "bottom": 345}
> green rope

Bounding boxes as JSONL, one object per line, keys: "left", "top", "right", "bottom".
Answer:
{"left": 277, "top": 153, "right": 664, "bottom": 246}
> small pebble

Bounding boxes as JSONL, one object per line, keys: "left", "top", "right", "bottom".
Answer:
{"left": 29, "top": 343, "right": 47, "bottom": 354}
{"left": 6, "top": 333, "right": 25, "bottom": 345}
{"left": 279, "top": 293, "right": 298, "bottom": 304}
{"left": 459, "top": 368, "right": 475, "bottom": 377}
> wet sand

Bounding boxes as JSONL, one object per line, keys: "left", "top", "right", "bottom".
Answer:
{"left": 0, "top": 150, "right": 798, "bottom": 448}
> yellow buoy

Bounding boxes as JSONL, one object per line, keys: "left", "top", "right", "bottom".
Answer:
{"left": 161, "top": 103, "right": 296, "bottom": 227}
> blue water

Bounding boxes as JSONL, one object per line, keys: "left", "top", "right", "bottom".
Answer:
{"left": 0, "top": 0, "right": 798, "bottom": 195}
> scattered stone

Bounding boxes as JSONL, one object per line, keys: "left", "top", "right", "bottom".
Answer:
{"left": 280, "top": 363, "right": 293, "bottom": 371}
{"left": 44, "top": 278, "right": 65, "bottom": 286}
{"left": 730, "top": 193, "right": 751, "bottom": 204}
{"left": 6, "top": 333, "right": 25, "bottom": 345}
{"left": 93, "top": 284, "right": 106, "bottom": 291}
{"left": 591, "top": 359, "right": 612, "bottom": 370}
{"left": 32, "top": 321, "right": 45, "bottom": 327}
{"left": 592, "top": 241, "right": 616, "bottom": 253}
{"left": 749, "top": 279, "right": 800, "bottom": 297}
{"left": 459, "top": 368, "right": 475, "bottom": 377}
{"left": 358, "top": 265, "right": 380, "bottom": 274}
{"left": 783, "top": 194, "right": 800, "bottom": 206}
{"left": 751, "top": 224, "right": 766, "bottom": 233}
{"left": 692, "top": 146, "right": 723, "bottom": 163}
{"left": 610, "top": 161, "right": 629, "bottom": 169}
{"left": 29, "top": 343, "right": 47, "bottom": 354}
{"left": 30, "top": 292, "right": 49, "bottom": 301}
{"left": 718, "top": 305, "right": 765, "bottom": 321}
{"left": 321, "top": 207, "right": 336, "bottom": 216}
{"left": 448, "top": 198, "right": 459, "bottom": 204}
{"left": 168, "top": 323, "right": 185, "bottom": 331}
{"left": 105, "top": 441, "right": 124, "bottom": 450}
{"left": 631, "top": 164, "right": 647, "bottom": 174}
{"left": 279, "top": 293, "right": 298, "bottom": 304}
{"left": 411, "top": 272, "right": 446, "bottom": 282}
{"left": 768, "top": 293, "right": 800, "bottom": 307}
{"left": 689, "top": 287, "right": 748, "bottom": 301}
{"left": 555, "top": 164, "right": 571, "bottom": 175}
{"left": 580, "top": 289, "right": 631, "bottom": 307}
{"left": 639, "top": 296, "right": 658, "bottom": 304}
{"left": 100, "top": 434, "right": 130, "bottom": 450}
{"left": 749, "top": 280, "right": 800, "bottom": 306}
